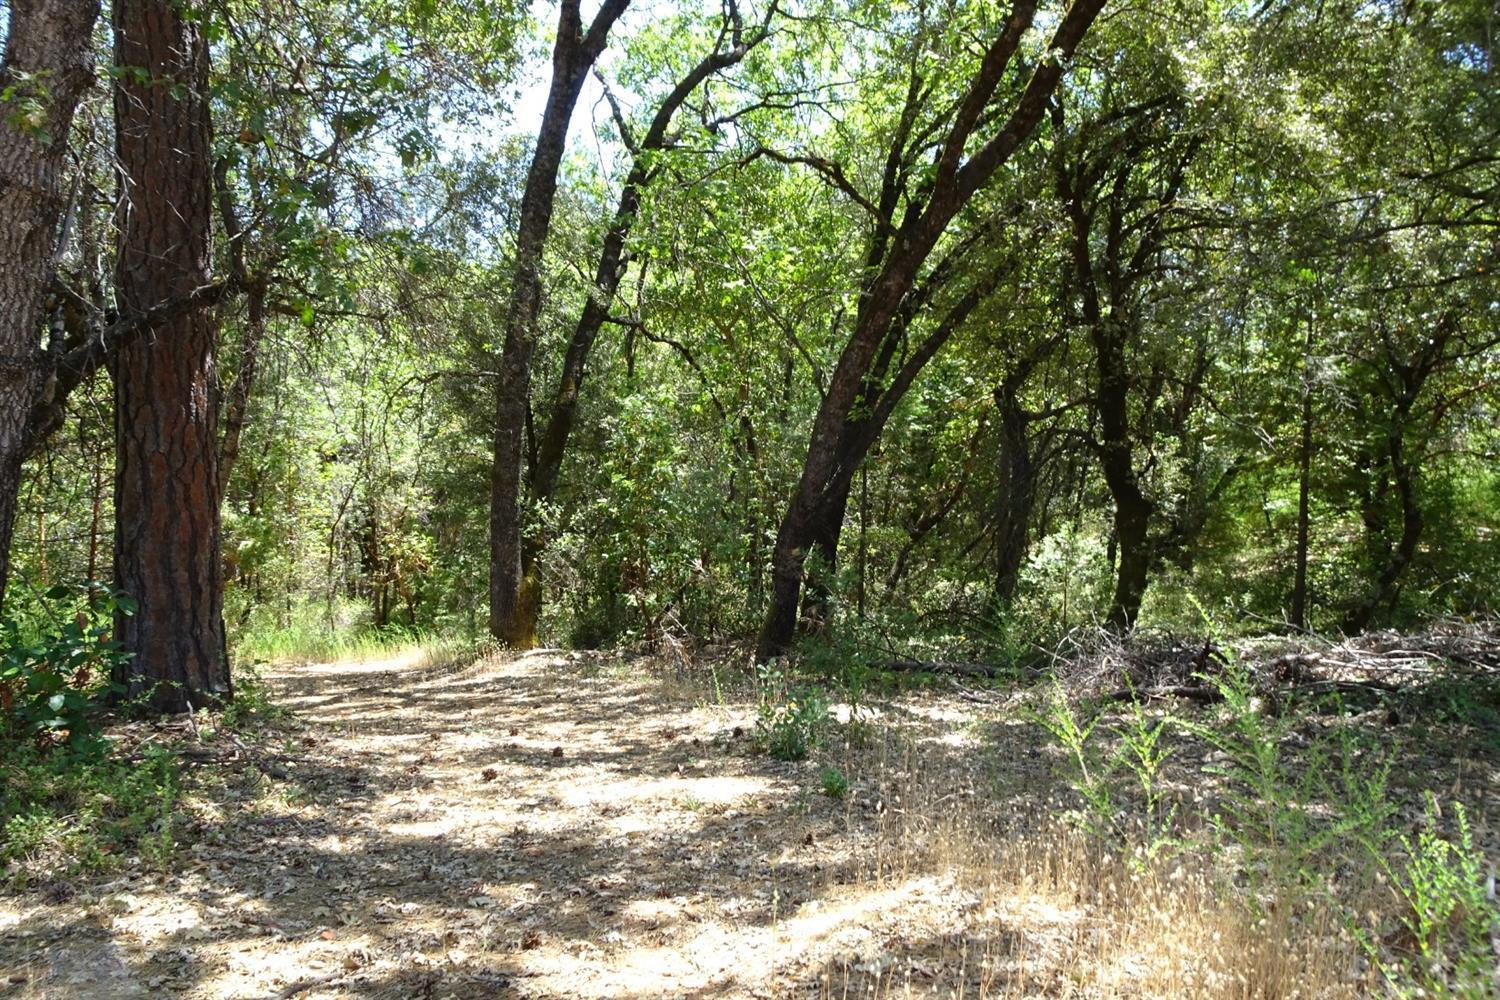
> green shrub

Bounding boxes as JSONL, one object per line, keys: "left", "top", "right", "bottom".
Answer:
{"left": 0, "top": 583, "right": 134, "bottom": 756}
{"left": 755, "top": 662, "right": 831, "bottom": 761}
{"left": 818, "top": 765, "right": 850, "bottom": 798}
{"left": 1371, "top": 797, "right": 1500, "bottom": 997}
{"left": 0, "top": 743, "right": 180, "bottom": 887}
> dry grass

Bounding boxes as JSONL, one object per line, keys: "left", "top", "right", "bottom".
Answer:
{"left": 796, "top": 720, "right": 1372, "bottom": 999}
{"left": 1, "top": 648, "right": 1490, "bottom": 997}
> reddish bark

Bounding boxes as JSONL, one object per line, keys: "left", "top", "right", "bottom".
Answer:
{"left": 110, "top": 0, "right": 229, "bottom": 710}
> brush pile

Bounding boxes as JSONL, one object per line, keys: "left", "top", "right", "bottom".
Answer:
{"left": 1041, "top": 619, "right": 1500, "bottom": 705}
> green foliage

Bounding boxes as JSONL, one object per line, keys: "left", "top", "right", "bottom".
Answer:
{"left": 1029, "top": 682, "right": 1117, "bottom": 840}
{"left": 217, "top": 661, "right": 287, "bottom": 731}
{"left": 754, "top": 662, "right": 831, "bottom": 762}
{"left": 797, "top": 630, "right": 876, "bottom": 722}
{"left": 0, "top": 743, "right": 180, "bottom": 888}
{"left": 1371, "top": 798, "right": 1500, "bottom": 998}
{"left": 0, "top": 584, "right": 134, "bottom": 756}
{"left": 1179, "top": 601, "right": 1398, "bottom": 885}
{"left": 233, "top": 596, "right": 432, "bottom": 664}
{"left": 1030, "top": 680, "right": 1179, "bottom": 860}
{"left": 818, "top": 765, "right": 849, "bottom": 799}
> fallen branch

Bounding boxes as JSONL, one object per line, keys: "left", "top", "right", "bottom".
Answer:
{"left": 268, "top": 972, "right": 345, "bottom": 1000}
{"left": 1103, "top": 677, "right": 1403, "bottom": 706}
{"left": 870, "top": 658, "right": 1005, "bottom": 679}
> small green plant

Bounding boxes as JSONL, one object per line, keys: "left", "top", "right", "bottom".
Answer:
{"left": 218, "top": 660, "right": 286, "bottom": 730}
{"left": 754, "top": 662, "right": 831, "bottom": 761}
{"left": 797, "top": 631, "right": 874, "bottom": 723}
{"left": 1114, "top": 691, "right": 1180, "bottom": 859}
{"left": 819, "top": 765, "right": 849, "bottom": 798}
{"left": 1371, "top": 797, "right": 1500, "bottom": 997}
{"left": 1029, "top": 680, "right": 1117, "bottom": 839}
{"left": 138, "top": 747, "right": 180, "bottom": 871}
{"left": 0, "top": 583, "right": 135, "bottom": 756}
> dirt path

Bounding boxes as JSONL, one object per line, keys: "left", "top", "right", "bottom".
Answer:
{"left": 4, "top": 651, "right": 1020, "bottom": 999}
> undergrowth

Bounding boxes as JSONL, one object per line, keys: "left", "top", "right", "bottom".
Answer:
{"left": 1029, "top": 636, "right": 1500, "bottom": 997}
{"left": 0, "top": 743, "right": 180, "bottom": 889}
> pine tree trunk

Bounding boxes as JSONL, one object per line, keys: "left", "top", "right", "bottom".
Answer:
{"left": 0, "top": 0, "right": 101, "bottom": 611}
{"left": 110, "top": 0, "right": 229, "bottom": 711}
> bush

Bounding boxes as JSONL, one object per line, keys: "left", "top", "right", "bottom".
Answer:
{"left": 0, "top": 743, "right": 180, "bottom": 887}
{"left": 755, "top": 662, "right": 831, "bottom": 761}
{"left": 819, "top": 765, "right": 850, "bottom": 798}
{"left": 0, "top": 583, "right": 134, "bottom": 756}
{"left": 1374, "top": 797, "right": 1500, "bottom": 997}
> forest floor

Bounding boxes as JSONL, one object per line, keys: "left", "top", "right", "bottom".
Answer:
{"left": 3, "top": 645, "right": 1498, "bottom": 998}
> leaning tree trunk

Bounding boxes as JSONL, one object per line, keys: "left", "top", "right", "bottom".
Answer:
{"left": 754, "top": 0, "right": 1107, "bottom": 662}
{"left": 489, "top": 0, "right": 629, "bottom": 648}
{"left": 0, "top": 0, "right": 100, "bottom": 612}
{"left": 110, "top": 0, "right": 229, "bottom": 711}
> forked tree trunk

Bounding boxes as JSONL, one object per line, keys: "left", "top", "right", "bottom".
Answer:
{"left": 756, "top": 0, "right": 1107, "bottom": 662}
{"left": 497, "top": 5, "right": 766, "bottom": 645}
{"left": 110, "top": 0, "right": 229, "bottom": 710}
{"left": 0, "top": 0, "right": 101, "bottom": 612}
{"left": 489, "top": 0, "right": 629, "bottom": 648}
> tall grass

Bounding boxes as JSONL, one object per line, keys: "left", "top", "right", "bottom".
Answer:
{"left": 231, "top": 595, "right": 478, "bottom": 665}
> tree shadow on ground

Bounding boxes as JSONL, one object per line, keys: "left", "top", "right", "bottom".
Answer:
{"left": 4, "top": 649, "right": 1039, "bottom": 999}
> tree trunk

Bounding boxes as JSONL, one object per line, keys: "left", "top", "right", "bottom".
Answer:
{"left": 1095, "top": 344, "right": 1154, "bottom": 631}
{"left": 1343, "top": 409, "right": 1422, "bottom": 634}
{"left": 0, "top": 0, "right": 100, "bottom": 611}
{"left": 505, "top": 9, "right": 764, "bottom": 642}
{"left": 110, "top": 0, "right": 229, "bottom": 711}
{"left": 755, "top": 0, "right": 1106, "bottom": 661}
{"left": 1291, "top": 320, "right": 1315, "bottom": 631}
{"left": 993, "top": 384, "right": 1038, "bottom": 605}
{"left": 1106, "top": 488, "right": 1153, "bottom": 631}
{"left": 489, "top": 0, "right": 629, "bottom": 648}
{"left": 219, "top": 282, "right": 264, "bottom": 499}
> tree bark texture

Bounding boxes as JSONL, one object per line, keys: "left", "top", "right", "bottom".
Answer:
{"left": 0, "top": 0, "right": 100, "bottom": 611}
{"left": 489, "top": 0, "right": 629, "bottom": 648}
{"left": 110, "top": 0, "right": 229, "bottom": 710}
{"left": 992, "top": 383, "right": 1039, "bottom": 605}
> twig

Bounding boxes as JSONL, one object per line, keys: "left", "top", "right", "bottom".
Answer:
{"left": 268, "top": 972, "right": 345, "bottom": 1000}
